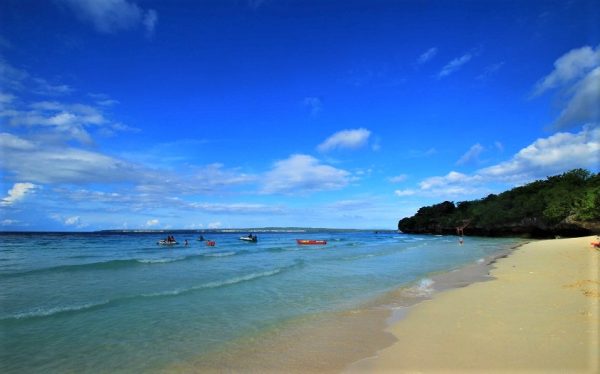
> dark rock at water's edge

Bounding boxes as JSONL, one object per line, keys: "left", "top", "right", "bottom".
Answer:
{"left": 397, "top": 169, "right": 600, "bottom": 239}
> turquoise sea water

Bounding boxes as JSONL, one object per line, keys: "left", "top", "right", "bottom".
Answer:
{"left": 0, "top": 232, "right": 521, "bottom": 372}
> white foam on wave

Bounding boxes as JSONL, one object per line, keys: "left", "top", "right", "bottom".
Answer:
{"left": 402, "top": 278, "right": 435, "bottom": 297}
{"left": 342, "top": 253, "right": 376, "bottom": 261}
{"left": 204, "top": 252, "right": 236, "bottom": 258}
{"left": 137, "top": 256, "right": 187, "bottom": 264}
{"left": 142, "top": 268, "right": 283, "bottom": 298}
{"left": 3, "top": 300, "right": 110, "bottom": 321}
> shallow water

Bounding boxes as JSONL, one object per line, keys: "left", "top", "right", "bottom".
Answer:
{"left": 0, "top": 232, "right": 521, "bottom": 373}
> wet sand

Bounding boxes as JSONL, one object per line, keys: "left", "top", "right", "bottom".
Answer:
{"left": 347, "top": 236, "right": 600, "bottom": 373}
{"left": 166, "top": 242, "right": 517, "bottom": 373}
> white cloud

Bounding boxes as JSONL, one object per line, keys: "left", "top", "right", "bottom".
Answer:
{"left": 6, "top": 101, "right": 109, "bottom": 144}
{"left": 438, "top": 53, "right": 473, "bottom": 78}
{"left": 146, "top": 219, "right": 159, "bottom": 227}
{"left": 0, "top": 133, "right": 35, "bottom": 150}
{"left": 189, "top": 202, "right": 284, "bottom": 214}
{"left": 60, "top": 0, "right": 158, "bottom": 35}
{"left": 317, "top": 128, "right": 371, "bottom": 152}
{"left": 419, "top": 171, "right": 483, "bottom": 191}
{"left": 261, "top": 154, "right": 351, "bottom": 194}
{"left": 64, "top": 216, "right": 81, "bottom": 226}
{"left": 552, "top": 67, "right": 600, "bottom": 129}
{"left": 388, "top": 174, "right": 408, "bottom": 183}
{"left": 398, "top": 127, "right": 600, "bottom": 199}
{"left": 207, "top": 221, "right": 222, "bottom": 229}
{"left": 1, "top": 134, "right": 144, "bottom": 184}
{"left": 532, "top": 44, "right": 600, "bottom": 96}
{"left": 417, "top": 47, "right": 438, "bottom": 64}
{"left": 2, "top": 93, "right": 132, "bottom": 145}
{"left": 456, "top": 143, "right": 485, "bottom": 165}
{"left": 1, "top": 182, "right": 39, "bottom": 206}
{"left": 531, "top": 45, "right": 600, "bottom": 129}
{"left": 394, "top": 189, "right": 416, "bottom": 197}
{"left": 479, "top": 126, "right": 600, "bottom": 182}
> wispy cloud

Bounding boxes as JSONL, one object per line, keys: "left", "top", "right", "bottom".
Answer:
{"left": 388, "top": 174, "right": 408, "bottom": 183}
{"left": 0, "top": 59, "right": 73, "bottom": 95}
{"left": 395, "top": 126, "right": 600, "bottom": 198}
{"left": 303, "top": 96, "right": 322, "bottom": 117}
{"left": 59, "top": 0, "right": 158, "bottom": 36}
{"left": 477, "top": 62, "right": 505, "bottom": 81}
{"left": 438, "top": 53, "right": 473, "bottom": 78}
{"left": 189, "top": 202, "right": 284, "bottom": 215}
{"left": 1, "top": 134, "right": 145, "bottom": 184}
{"left": 88, "top": 93, "right": 120, "bottom": 107}
{"left": 494, "top": 141, "right": 504, "bottom": 152}
{"left": 0, "top": 35, "right": 12, "bottom": 49}
{"left": 532, "top": 45, "right": 600, "bottom": 130}
{"left": 1, "top": 60, "right": 137, "bottom": 144}
{"left": 5, "top": 101, "right": 112, "bottom": 144}
{"left": 417, "top": 47, "right": 438, "bottom": 64}
{"left": 317, "top": 128, "right": 371, "bottom": 152}
{"left": 456, "top": 143, "right": 485, "bottom": 165}
{"left": 247, "top": 0, "right": 269, "bottom": 10}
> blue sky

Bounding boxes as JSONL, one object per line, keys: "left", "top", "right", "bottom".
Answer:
{"left": 1, "top": 0, "right": 599, "bottom": 231}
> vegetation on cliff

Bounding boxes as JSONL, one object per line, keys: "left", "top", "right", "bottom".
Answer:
{"left": 398, "top": 169, "right": 600, "bottom": 237}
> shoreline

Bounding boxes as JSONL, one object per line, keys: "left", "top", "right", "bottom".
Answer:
{"left": 167, "top": 238, "right": 523, "bottom": 373}
{"left": 346, "top": 236, "right": 599, "bottom": 373}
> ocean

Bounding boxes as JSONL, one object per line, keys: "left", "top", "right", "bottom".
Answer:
{"left": 0, "top": 231, "right": 522, "bottom": 372}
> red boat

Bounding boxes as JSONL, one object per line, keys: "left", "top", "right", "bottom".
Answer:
{"left": 296, "top": 239, "right": 327, "bottom": 245}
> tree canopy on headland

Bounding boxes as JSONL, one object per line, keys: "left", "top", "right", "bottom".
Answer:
{"left": 398, "top": 169, "right": 600, "bottom": 238}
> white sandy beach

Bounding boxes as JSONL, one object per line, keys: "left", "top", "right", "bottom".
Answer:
{"left": 347, "top": 236, "right": 600, "bottom": 373}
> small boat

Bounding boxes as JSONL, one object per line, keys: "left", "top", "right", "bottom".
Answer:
{"left": 296, "top": 239, "right": 327, "bottom": 245}
{"left": 157, "top": 240, "right": 178, "bottom": 246}
{"left": 239, "top": 236, "right": 257, "bottom": 242}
